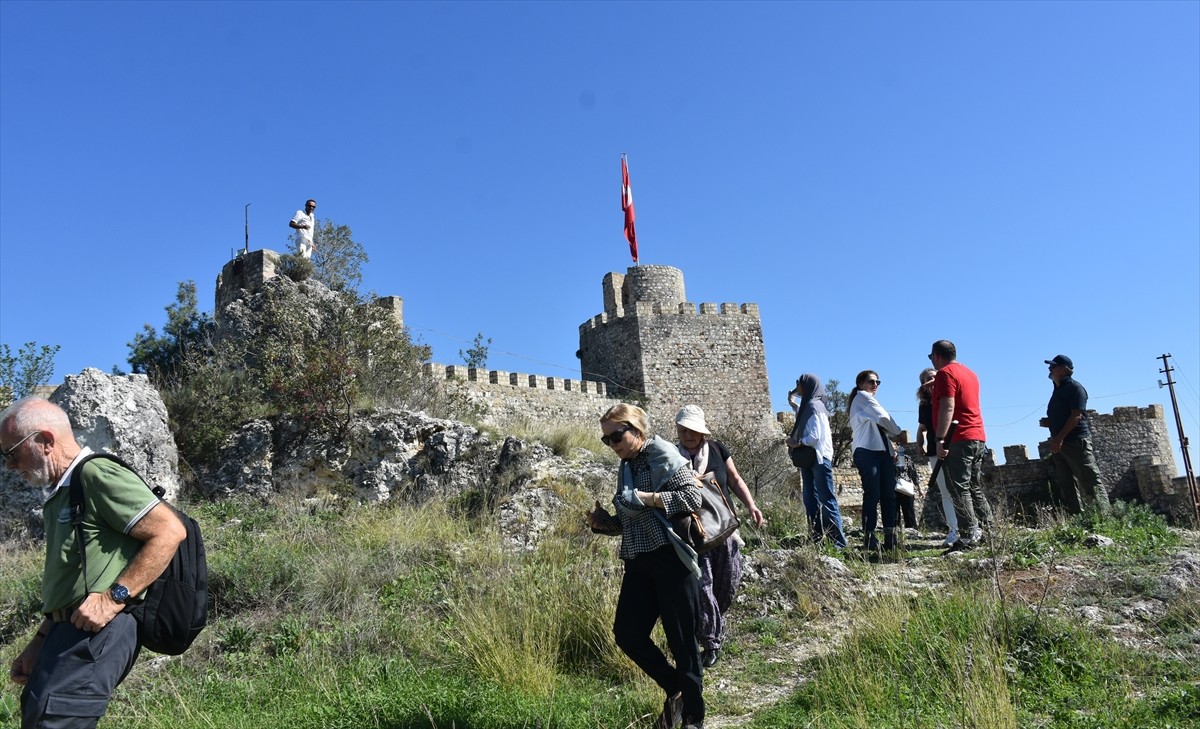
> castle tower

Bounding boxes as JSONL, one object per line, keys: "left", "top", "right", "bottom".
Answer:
{"left": 577, "top": 265, "right": 772, "bottom": 429}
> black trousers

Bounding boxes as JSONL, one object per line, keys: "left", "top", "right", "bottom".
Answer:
{"left": 614, "top": 545, "right": 704, "bottom": 721}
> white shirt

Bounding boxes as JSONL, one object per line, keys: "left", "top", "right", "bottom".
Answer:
{"left": 849, "top": 391, "right": 901, "bottom": 452}
{"left": 799, "top": 410, "right": 834, "bottom": 466}
{"left": 291, "top": 209, "right": 314, "bottom": 244}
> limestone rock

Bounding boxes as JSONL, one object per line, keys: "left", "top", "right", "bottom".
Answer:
{"left": 0, "top": 369, "right": 181, "bottom": 538}
{"left": 49, "top": 369, "right": 181, "bottom": 501}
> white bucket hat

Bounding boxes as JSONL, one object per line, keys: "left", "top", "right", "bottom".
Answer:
{"left": 675, "top": 404, "right": 711, "bottom": 435}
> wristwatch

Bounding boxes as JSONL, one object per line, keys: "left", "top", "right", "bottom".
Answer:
{"left": 109, "top": 583, "right": 130, "bottom": 604}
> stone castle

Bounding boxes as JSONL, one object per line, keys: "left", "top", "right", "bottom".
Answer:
{"left": 215, "top": 249, "right": 1194, "bottom": 522}
{"left": 217, "top": 253, "right": 772, "bottom": 433}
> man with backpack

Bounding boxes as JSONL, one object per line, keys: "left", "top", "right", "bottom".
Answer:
{"left": 2, "top": 397, "right": 186, "bottom": 729}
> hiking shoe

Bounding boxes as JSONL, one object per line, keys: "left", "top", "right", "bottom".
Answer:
{"left": 942, "top": 529, "right": 959, "bottom": 547}
{"left": 942, "top": 539, "right": 974, "bottom": 555}
{"left": 681, "top": 717, "right": 704, "bottom": 729}
{"left": 656, "top": 693, "right": 683, "bottom": 729}
{"left": 701, "top": 648, "right": 720, "bottom": 668}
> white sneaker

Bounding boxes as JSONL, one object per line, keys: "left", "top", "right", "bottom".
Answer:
{"left": 970, "top": 528, "right": 984, "bottom": 544}
{"left": 942, "top": 529, "right": 959, "bottom": 547}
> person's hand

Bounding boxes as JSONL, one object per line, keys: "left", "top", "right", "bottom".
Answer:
{"left": 72, "top": 592, "right": 124, "bottom": 633}
{"left": 937, "top": 441, "right": 949, "bottom": 459}
{"left": 587, "top": 501, "right": 621, "bottom": 535}
{"left": 585, "top": 500, "right": 605, "bottom": 530}
{"left": 1049, "top": 436, "right": 1064, "bottom": 454}
{"left": 747, "top": 505, "right": 765, "bottom": 528}
{"left": 9, "top": 635, "right": 42, "bottom": 686}
{"left": 785, "top": 437, "right": 798, "bottom": 448}
{"left": 1039, "top": 417, "right": 1050, "bottom": 428}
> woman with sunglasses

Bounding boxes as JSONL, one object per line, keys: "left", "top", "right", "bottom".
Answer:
{"left": 586, "top": 403, "right": 706, "bottom": 729}
{"left": 847, "top": 370, "right": 903, "bottom": 551}
{"left": 916, "top": 367, "right": 959, "bottom": 546}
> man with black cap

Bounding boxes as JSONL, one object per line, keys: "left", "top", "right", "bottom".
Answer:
{"left": 1039, "top": 355, "right": 1111, "bottom": 516}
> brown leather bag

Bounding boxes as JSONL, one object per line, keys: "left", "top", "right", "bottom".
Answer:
{"left": 670, "top": 473, "right": 741, "bottom": 554}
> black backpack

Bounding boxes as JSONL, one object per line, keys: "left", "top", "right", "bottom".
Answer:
{"left": 69, "top": 453, "right": 208, "bottom": 655}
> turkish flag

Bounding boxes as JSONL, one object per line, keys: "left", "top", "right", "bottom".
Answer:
{"left": 621, "top": 156, "right": 638, "bottom": 263}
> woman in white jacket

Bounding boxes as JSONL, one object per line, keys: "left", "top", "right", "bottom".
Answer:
{"left": 847, "top": 370, "right": 903, "bottom": 550}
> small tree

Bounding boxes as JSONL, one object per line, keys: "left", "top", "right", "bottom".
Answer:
{"left": 825, "top": 377, "right": 853, "bottom": 467}
{"left": 460, "top": 332, "right": 492, "bottom": 370}
{"left": 0, "top": 341, "right": 60, "bottom": 403}
{"left": 711, "top": 419, "right": 792, "bottom": 498}
{"left": 307, "top": 219, "right": 367, "bottom": 293}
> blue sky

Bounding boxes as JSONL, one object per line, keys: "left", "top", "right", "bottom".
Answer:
{"left": 1, "top": 1, "right": 1197, "bottom": 473}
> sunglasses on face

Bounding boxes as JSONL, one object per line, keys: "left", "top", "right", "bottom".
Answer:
{"left": 600, "top": 426, "right": 631, "bottom": 446}
{"left": 865, "top": 379, "right": 881, "bottom": 386}
{"left": 1, "top": 431, "right": 38, "bottom": 466}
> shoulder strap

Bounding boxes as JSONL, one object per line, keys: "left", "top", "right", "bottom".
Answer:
{"left": 69, "top": 453, "right": 163, "bottom": 591}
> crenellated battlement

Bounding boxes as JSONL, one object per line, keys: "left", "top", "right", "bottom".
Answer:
{"left": 426, "top": 363, "right": 607, "bottom": 396}
{"left": 579, "top": 301, "right": 763, "bottom": 333}
{"left": 421, "top": 361, "right": 615, "bottom": 427}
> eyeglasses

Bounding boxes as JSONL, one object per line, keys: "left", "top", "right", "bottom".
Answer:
{"left": 865, "top": 379, "right": 882, "bottom": 386}
{"left": 927, "top": 353, "right": 935, "bottom": 361}
{"left": 1, "top": 431, "right": 39, "bottom": 466}
{"left": 600, "top": 426, "right": 631, "bottom": 446}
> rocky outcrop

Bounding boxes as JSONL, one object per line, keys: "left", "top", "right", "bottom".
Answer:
{"left": 0, "top": 369, "right": 181, "bottom": 538}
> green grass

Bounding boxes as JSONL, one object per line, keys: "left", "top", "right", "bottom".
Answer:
{"left": 745, "top": 589, "right": 1199, "bottom": 729}
{"left": 2, "top": 478, "right": 1196, "bottom": 729}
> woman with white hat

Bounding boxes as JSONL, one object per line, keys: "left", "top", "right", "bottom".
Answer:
{"left": 674, "top": 404, "right": 764, "bottom": 669}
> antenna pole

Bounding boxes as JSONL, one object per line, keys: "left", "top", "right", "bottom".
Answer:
{"left": 1158, "top": 353, "right": 1199, "bottom": 525}
{"left": 244, "top": 203, "right": 252, "bottom": 254}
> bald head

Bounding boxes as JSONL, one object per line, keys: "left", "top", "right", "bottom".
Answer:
{"left": 0, "top": 397, "right": 81, "bottom": 485}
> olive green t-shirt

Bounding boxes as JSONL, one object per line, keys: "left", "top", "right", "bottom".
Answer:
{"left": 42, "top": 455, "right": 159, "bottom": 612}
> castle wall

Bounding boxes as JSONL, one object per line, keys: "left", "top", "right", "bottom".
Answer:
{"left": 1058, "top": 405, "right": 1176, "bottom": 501}
{"left": 426, "top": 363, "right": 613, "bottom": 427}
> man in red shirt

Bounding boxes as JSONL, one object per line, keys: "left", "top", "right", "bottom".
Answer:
{"left": 930, "top": 340, "right": 994, "bottom": 550}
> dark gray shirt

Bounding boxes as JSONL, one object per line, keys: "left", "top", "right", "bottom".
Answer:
{"left": 1047, "top": 376, "right": 1090, "bottom": 441}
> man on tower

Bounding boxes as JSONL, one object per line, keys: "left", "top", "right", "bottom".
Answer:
{"left": 289, "top": 199, "right": 317, "bottom": 259}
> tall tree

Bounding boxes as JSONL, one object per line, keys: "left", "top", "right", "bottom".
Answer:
{"left": 127, "top": 280, "right": 213, "bottom": 382}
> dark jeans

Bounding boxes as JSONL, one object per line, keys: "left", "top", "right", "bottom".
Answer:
{"left": 1052, "top": 437, "right": 1111, "bottom": 516}
{"left": 22, "top": 613, "right": 141, "bottom": 729}
{"left": 943, "top": 440, "right": 994, "bottom": 538}
{"left": 799, "top": 460, "right": 848, "bottom": 548}
{"left": 854, "top": 447, "right": 897, "bottom": 548}
{"left": 614, "top": 545, "right": 704, "bottom": 721}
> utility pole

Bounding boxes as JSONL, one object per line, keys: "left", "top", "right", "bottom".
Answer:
{"left": 244, "top": 203, "right": 252, "bottom": 255}
{"left": 1158, "top": 353, "right": 1199, "bottom": 525}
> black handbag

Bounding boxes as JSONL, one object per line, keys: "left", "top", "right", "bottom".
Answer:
{"left": 789, "top": 445, "right": 817, "bottom": 469}
{"left": 670, "top": 473, "right": 741, "bottom": 554}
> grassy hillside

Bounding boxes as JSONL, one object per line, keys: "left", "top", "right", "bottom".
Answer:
{"left": 1, "top": 436, "right": 1197, "bottom": 728}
